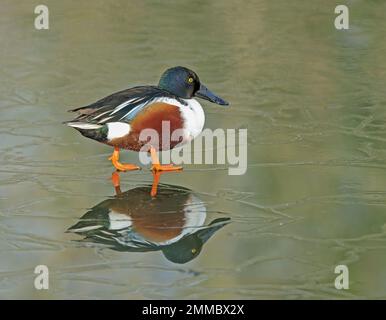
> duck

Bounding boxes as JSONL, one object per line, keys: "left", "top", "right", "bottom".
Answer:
{"left": 65, "top": 66, "right": 229, "bottom": 176}
{"left": 67, "top": 182, "right": 230, "bottom": 264}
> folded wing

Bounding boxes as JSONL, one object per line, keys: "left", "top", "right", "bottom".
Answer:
{"left": 66, "top": 86, "right": 186, "bottom": 126}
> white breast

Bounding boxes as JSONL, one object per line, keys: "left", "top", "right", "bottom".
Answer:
{"left": 179, "top": 98, "right": 205, "bottom": 142}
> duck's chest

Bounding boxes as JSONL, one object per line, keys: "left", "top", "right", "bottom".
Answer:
{"left": 178, "top": 98, "right": 205, "bottom": 141}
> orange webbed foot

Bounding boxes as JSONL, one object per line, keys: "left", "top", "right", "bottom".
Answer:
{"left": 109, "top": 147, "right": 140, "bottom": 172}
{"left": 149, "top": 146, "right": 182, "bottom": 173}
{"left": 151, "top": 163, "right": 183, "bottom": 173}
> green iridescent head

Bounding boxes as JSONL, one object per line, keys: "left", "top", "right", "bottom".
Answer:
{"left": 158, "top": 66, "right": 229, "bottom": 106}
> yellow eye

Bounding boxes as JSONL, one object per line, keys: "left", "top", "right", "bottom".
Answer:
{"left": 188, "top": 77, "right": 194, "bottom": 83}
{"left": 191, "top": 248, "right": 197, "bottom": 254}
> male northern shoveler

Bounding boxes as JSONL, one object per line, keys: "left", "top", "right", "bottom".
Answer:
{"left": 65, "top": 66, "right": 228, "bottom": 175}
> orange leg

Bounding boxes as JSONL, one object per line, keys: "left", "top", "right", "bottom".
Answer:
{"left": 111, "top": 171, "right": 122, "bottom": 195}
{"left": 109, "top": 147, "right": 140, "bottom": 172}
{"left": 149, "top": 146, "right": 182, "bottom": 197}
{"left": 150, "top": 171, "right": 161, "bottom": 197}
{"left": 150, "top": 146, "right": 183, "bottom": 172}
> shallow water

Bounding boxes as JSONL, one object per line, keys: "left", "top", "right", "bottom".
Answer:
{"left": 1, "top": 0, "right": 386, "bottom": 299}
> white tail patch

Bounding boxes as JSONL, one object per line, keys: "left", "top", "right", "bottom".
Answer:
{"left": 66, "top": 122, "right": 103, "bottom": 130}
{"left": 107, "top": 122, "right": 131, "bottom": 140}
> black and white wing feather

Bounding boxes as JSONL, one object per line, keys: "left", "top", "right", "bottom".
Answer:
{"left": 66, "top": 86, "right": 186, "bottom": 127}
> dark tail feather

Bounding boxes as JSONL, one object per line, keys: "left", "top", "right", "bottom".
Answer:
{"left": 65, "top": 122, "right": 107, "bottom": 142}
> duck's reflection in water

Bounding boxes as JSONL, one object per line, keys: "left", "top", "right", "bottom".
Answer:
{"left": 68, "top": 174, "right": 230, "bottom": 264}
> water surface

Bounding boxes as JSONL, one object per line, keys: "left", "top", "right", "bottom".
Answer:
{"left": 1, "top": 0, "right": 386, "bottom": 299}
